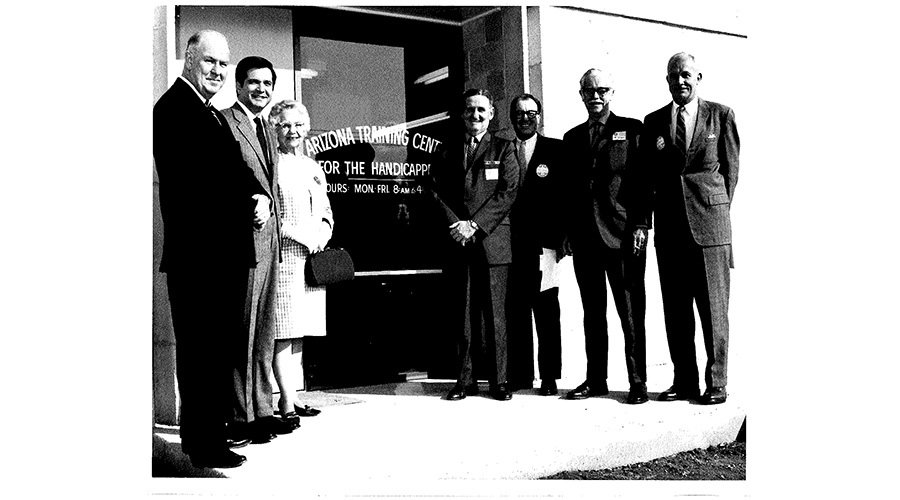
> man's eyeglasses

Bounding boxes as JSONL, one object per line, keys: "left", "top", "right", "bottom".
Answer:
{"left": 278, "top": 122, "right": 307, "bottom": 131}
{"left": 580, "top": 87, "right": 612, "bottom": 98}
{"left": 513, "top": 110, "right": 540, "bottom": 119}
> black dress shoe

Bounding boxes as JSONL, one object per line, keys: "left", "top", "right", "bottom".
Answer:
{"left": 226, "top": 437, "right": 251, "bottom": 449}
{"left": 190, "top": 449, "right": 246, "bottom": 469}
{"left": 699, "top": 387, "right": 727, "bottom": 405}
{"left": 249, "top": 430, "right": 276, "bottom": 444}
{"left": 539, "top": 380, "right": 558, "bottom": 396}
{"left": 489, "top": 383, "right": 512, "bottom": 401}
{"left": 657, "top": 385, "right": 700, "bottom": 401}
{"left": 566, "top": 381, "right": 609, "bottom": 400}
{"left": 257, "top": 415, "right": 295, "bottom": 435}
{"left": 294, "top": 404, "right": 321, "bottom": 417}
{"left": 281, "top": 412, "right": 302, "bottom": 429}
{"left": 626, "top": 385, "right": 649, "bottom": 405}
{"left": 446, "top": 384, "right": 478, "bottom": 401}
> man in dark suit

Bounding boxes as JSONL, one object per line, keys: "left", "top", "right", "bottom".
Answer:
{"left": 153, "top": 30, "right": 271, "bottom": 468}
{"left": 632, "top": 52, "right": 739, "bottom": 405}
{"left": 221, "top": 56, "right": 296, "bottom": 440}
{"left": 563, "top": 68, "right": 649, "bottom": 405}
{"left": 506, "top": 93, "right": 567, "bottom": 396}
{"left": 428, "top": 88, "right": 519, "bottom": 401}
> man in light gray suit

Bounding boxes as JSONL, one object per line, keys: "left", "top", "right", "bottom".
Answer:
{"left": 221, "top": 56, "right": 296, "bottom": 439}
{"left": 632, "top": 52, "right": 740, "bottom": 405}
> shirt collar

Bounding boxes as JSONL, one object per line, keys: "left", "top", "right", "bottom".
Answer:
{"left": 467, "top": 130, "right": 488, "bottom": 144}
{"left": 588, "top": 108, "right": 610, "bottom": 128}
{"left": 672, "top": 97, "right": 699, "bottom": 117}
{"left": 516, "top": 133, "right": 538, "bottom": 147}
{"left": 236, "top": 99, "right": 261, "bottom": 123}
{"left": 179, "top": 76, "right": 209, "bottom": 105}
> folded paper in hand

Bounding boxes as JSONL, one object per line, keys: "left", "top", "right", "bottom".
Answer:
{"left": 305, "top": 248, "right": 355, "bottom": 286}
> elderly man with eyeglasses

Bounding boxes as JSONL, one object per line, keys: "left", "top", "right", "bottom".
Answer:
{"left": 561, "top": 68, "right": 649, "bottom": 405}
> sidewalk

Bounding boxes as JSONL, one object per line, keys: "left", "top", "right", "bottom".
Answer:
{"left": 153, "top": 256, "right": 746, "bottom": 494}
{"left": 152, "top": 372, "right": 746, "bottom": 492}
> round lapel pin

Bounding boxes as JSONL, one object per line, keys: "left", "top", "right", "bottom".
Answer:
{"left": 536, "top": 164, "right": 549, "bottom": 178}
{"left": 656, "top": 136, "right": 665, "bottom": 150}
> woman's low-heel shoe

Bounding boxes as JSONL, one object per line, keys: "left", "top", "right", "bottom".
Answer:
{"left": 294, "top": 404, "right": 321, "bottom": 417}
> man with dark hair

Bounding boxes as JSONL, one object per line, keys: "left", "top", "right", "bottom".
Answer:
{"left": 563, "top": 68, "right": 649, "bottom": 405}
{"left": 153, "top": 30, "right": 271, "bottom": 468}
{"left": 221, "top": 55, "right": 296, "bottom": 442}
{"left": 632, "top": 52, "right": 739, "bottom": 405}
{"left": 428, "top": 88, "right": 519, "bottom": 402}
{"left": 506, "top": 93, "right": 567, "bottom": 396}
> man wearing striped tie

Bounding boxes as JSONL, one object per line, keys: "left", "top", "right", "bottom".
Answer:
{"left": 631, "top": 52, "right": 740, "bottom": 405}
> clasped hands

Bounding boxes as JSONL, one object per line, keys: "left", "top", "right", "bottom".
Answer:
{"left": 449, "top": 220, "right": 477, "bottom": 246}
{"left": 252, "top": 194, "right": 272, "bottom": 231}
{"left": 632, "top": 228, "right": 648, "bottom": 256}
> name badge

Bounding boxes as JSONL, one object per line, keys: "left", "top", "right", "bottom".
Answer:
{"left": 485, "top": 168, "right": 499, "bottom": 180}
{"left": 612, "top": 131, "right": 627, "bottom": 141}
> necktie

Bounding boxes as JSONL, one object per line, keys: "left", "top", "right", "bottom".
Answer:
{"left": 675, "top": 106, "right": 687, "bottom": 153}
{"left": 589, "top": 121, "right": 603, "bottom": 149}
{"left": 254, "top": 116, "right": 271, "bottom": 167}
{"left": 589, "top": 121, "right": 603, "bottom": 170}
{"left": 206, "top": 100, "right": 223, "bottom": 127}
{"left": 466, "top": 137, "right": 477, "bottom": 168}
{"left": 517, "top": 139, "right": 528, "bottom": 168}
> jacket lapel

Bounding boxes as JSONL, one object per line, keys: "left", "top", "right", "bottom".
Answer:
{"left": 466, "top": 131, "right": 490, "bottom": 174}
{"left": 231, "top": 105, "right": 270, "bottom": 178}
{"left": 687, "top": 98, "right": 709, "bottom": 162}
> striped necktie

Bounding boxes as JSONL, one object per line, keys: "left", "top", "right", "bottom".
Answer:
{"left": 466, "top": 137, "right": 478, "bottom": 168}
{"left": 206, "top": 100, "right": 223, "bottom": 127}
{"left": 675, "top": 106, "right": 687, "bottom": 154}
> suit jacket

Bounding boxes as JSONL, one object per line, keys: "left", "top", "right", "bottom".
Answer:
{"left": 153, "top": 78, "right": 266, "bottom": 272}
{"left": 563, "top": 112, "right": 643, "bottom": 249}
{"left": 510, "top": 134, "right": 567, "bottom": 257}
{"left": 633, "top": 98, "right": 740, "bottom": 247}
{"left": 428, "top": 131, "right": 519, "bottom": 265}
{"left": 222, "top": 104, "right": 282, "bottom": 262}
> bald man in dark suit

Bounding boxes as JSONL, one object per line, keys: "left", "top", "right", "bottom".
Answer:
{"left": 153, "top": 30, "right": 271, "bottom": 468}
{"left": 632, "top": 52, "right": 740, "bottom": 405}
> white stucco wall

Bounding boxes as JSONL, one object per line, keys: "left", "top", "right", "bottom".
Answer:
{"left": 538, "top": 6, "right": 749, "bottom": 392}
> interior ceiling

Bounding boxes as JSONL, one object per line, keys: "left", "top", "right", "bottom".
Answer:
{"left": 354, "top": 6, "right": 499, "bottom": 24}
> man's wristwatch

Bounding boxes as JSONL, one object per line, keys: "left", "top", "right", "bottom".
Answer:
{"left": 469, "top": 220, "right": 479, "bottom": 231}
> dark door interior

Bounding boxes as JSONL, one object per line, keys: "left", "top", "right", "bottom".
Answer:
{"left": 292, "top": 7, "right": 463, "bottom": 389}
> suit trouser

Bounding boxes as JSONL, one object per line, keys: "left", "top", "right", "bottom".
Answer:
{"left": 236, "top": 243, "right": 279, "bottom": 422}
{"left": 572, "top": 239, "right": 647, "bottom": 387}
{"left": 656, "top": 242, "right": 731, "bottom": 390}
{"left": 508, "top": 260, "right": 562, "bottom": 383}
{"left": 166, "top": 266, "right": 247, "bottom": 455}
{"left": 456, "top": 256, "right": 509, "bottom": 387}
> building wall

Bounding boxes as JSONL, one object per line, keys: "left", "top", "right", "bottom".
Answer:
{"left": 462, "top": 7, "right": 526, "bottom": 134}
{"left": 536, "top": 6, "right": 749, "bottom": 390}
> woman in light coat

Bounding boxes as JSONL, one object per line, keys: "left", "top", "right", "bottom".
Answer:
{"left": 269, "top": 100, "right": 333, "bottom": 419}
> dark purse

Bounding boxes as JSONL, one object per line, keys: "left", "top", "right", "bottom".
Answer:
{"left": 305, "top": 247, "right": 355, "bottom": 286}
